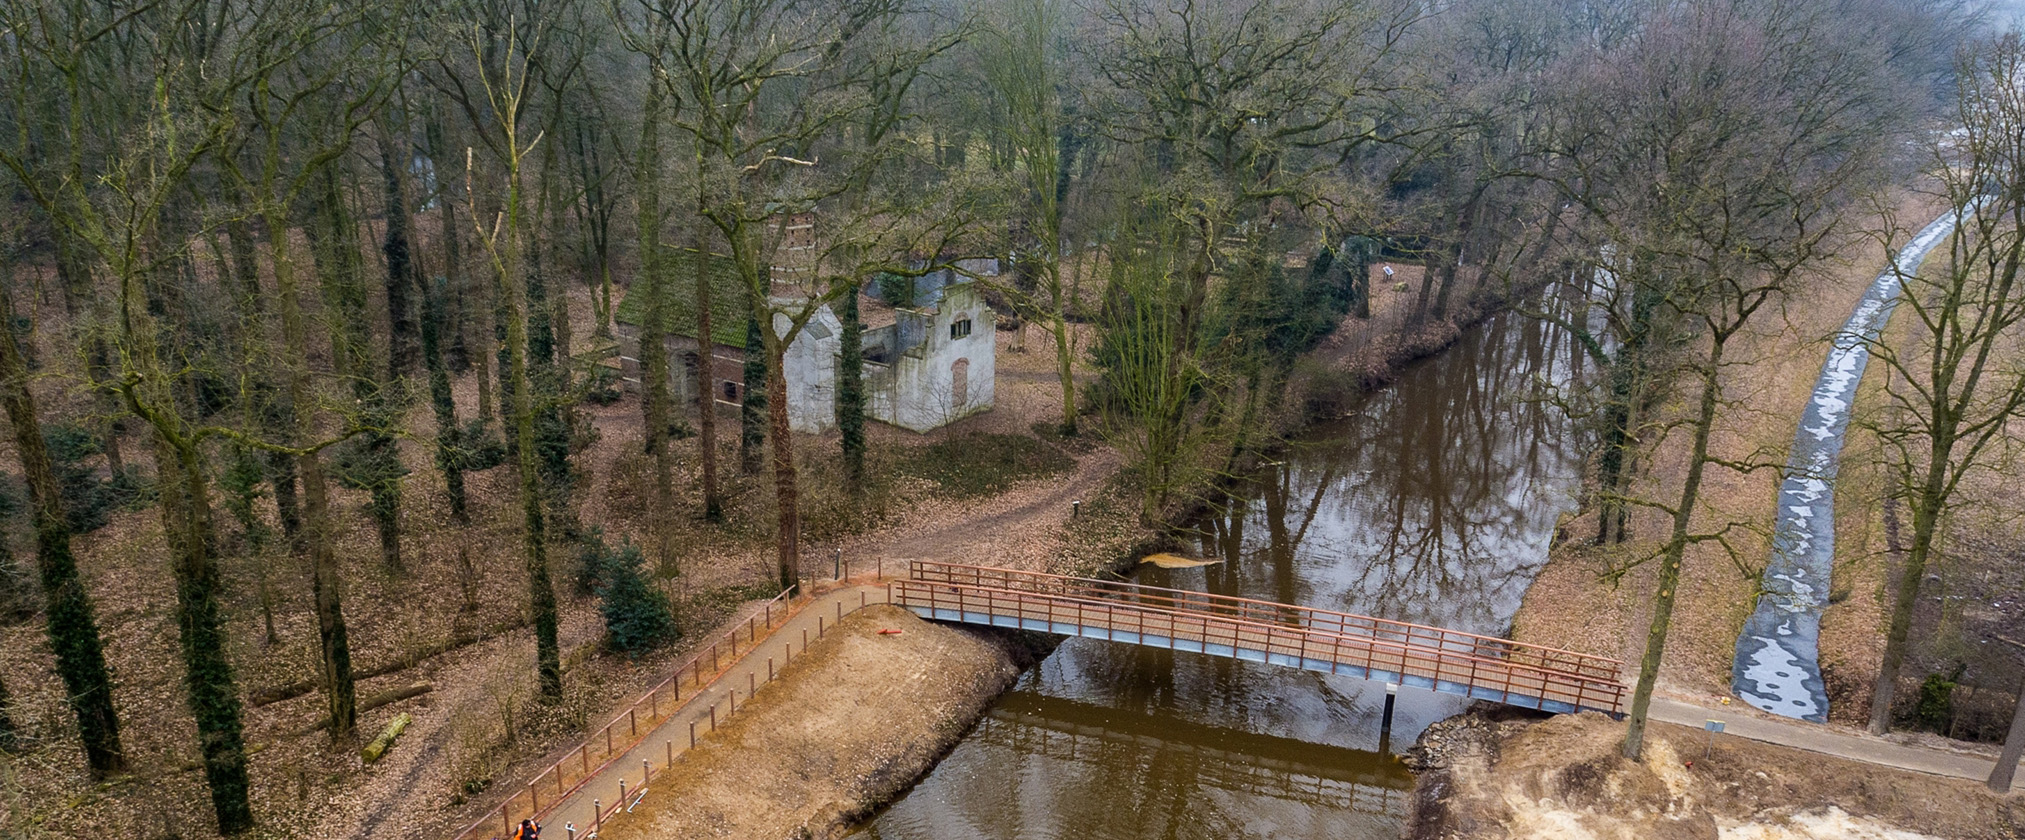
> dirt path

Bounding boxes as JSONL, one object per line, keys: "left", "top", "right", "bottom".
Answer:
{"left": 865, "top": 447, "right": 1122, "bottom": 571}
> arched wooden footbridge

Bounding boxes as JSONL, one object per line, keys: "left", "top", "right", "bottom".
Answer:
{"left": 892, "top": 561, "right": 1625, "bottom": 716}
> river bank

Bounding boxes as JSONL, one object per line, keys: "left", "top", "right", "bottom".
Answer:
{"left": 1404, "top": 709, "right": 2023, "bottom": 839}
{"left": 593, "top": 605, "right": 1046, "bottom": 840}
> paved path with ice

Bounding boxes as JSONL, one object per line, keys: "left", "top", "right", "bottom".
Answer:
{"left": 1730, "top": 212, "right": 1959, "bottom": 722}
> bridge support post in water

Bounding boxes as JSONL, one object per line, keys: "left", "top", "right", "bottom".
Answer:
{"left": 1379, "top": 683, "right": 1399, "bottom": 755}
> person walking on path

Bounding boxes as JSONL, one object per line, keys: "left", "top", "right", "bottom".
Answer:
{"left": 514, "top": 819, "right": 539, "bottom": 840}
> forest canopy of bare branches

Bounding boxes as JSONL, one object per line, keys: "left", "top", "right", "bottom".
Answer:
{"left": 0, "top": 0, "right": 2006, "bottom": 835}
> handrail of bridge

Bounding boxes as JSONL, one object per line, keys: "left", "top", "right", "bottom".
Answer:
{"left": 446, "top": 586, "right": 801, "bottom": 840}
{"left": 909, "top": 561, "right": 1621, "bottom": 683}
{"left": 893, "top": 576, "right": 1624, "bottom": 715}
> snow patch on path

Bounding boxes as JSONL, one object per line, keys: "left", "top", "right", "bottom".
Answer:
{"left": 1729, "top": 210, "right": 1961, "bottom": 722}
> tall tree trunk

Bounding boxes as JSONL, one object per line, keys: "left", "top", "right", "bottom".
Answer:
{"left": 636, "top": 84, "right": 680, "bottom": 572}
{"left": 1048, "top": 262, "right": 1077, "bottom": 437}
{"left": 380, "top": 136, "right": 423, "bottom": 381}
{"left": 740, "top": 316, "right": 768, "bottom": 475}
{"left": 498, "top": 141, "right": 571, "bottom": 700}
{"left": 50, "top": 234, "right": 124, "bottom": 474}
{"left": 150, "top": 427, "right": 254, "bottom": 833}
{"left": 1991, "top": 670, "right": 2025, "bottom": 792}
{"left": 0, "top": 279, "right": 125, "bottom": 778}
{"left": 502, "top": 232, "right": 564, "bottom": 700}
{"left": 1870, "top": 459, "right": 1949, "bottom": 734}
{"left": 838, "top": 285, "right": 866, "bottom": 493}
{"left": 266, "top": 446, "right": 303, "bottom": 553}
{"left": 694, "top": 244, "right": 722, "bottom": 521}
{"left": 223, "top": 213, "right": 302, "bottom": 550}
{"left": 268, "top": 207, "right": 360, "bottom": 741}
{"left": 423, "top": 277, "right": 469, "bottom": 524}
{"left": 765, "top": 329, "right": 799, "bottom": 595}
{"left": 316, "top": 169, "right": 405, "bottom": 574}
{"left": 532, "top": 148, "right": 577, "bottom": 539}
{"left": 1623, "top": 341, "right": 1724, "bottom": 760}
{"left": 0, "top": 670, "right": 15, "bottom": 751}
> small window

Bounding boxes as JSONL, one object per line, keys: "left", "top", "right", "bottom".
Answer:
{"left": 722, "top": 381, "right": 740, "bottom": 402}
{"left": 949, "top": 318, "right": 972, "bottom": 340}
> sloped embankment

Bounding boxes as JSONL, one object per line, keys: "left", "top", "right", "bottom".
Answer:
{"left": 598, "top": 605, "right": 1041, "bottom": 840}
{"left": 1405, "top": 711, "right": 2022, "bottom": 840}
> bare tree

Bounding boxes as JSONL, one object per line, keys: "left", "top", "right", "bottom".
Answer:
{"left": 1865, "top": 33, "right": 2025, "bottom": 736}
{"left": 630, "top": 0, "right": 959, "bottom": 593}
{"left": 466, "top": 24, "right": 565, "bottom": 699}
{"left": 1538, "top": 0, "right": 1908, "bottom": 759}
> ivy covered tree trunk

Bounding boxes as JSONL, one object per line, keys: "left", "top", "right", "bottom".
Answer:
{"left": 313, "top": 170, "right": 405, "bottom": 574}
{"left": 837, "top": 285, "right": 866, "bottom": 493}
{"left": 268, "top": 195, "right": 361, "bottom": 741}
{"left": 265, "top": 445, "right": 303, "bottom": 554}
{"left": 740, "top": 316, "right": 768, "bottom": 475}
{"left": 422, "top": 277, "right": 468, "bottom": 524}
{"left": 51, "top": 234, "right": 126, "bottom": 476}
{"left": 0, "top": 671, "right": 15, "bottom": 751}
{"left": 1595, "top": 281, "right": 1660, "bottom": 546}
{"left": 694, "top": 244, "right": 722, "bottom": 522}
{"left": 0, "top": 279, "right": 125, "bottom": 778}
{"left": 150, "top": 428, "right": 254, "bottom": 833}
{"left": 524, "top": 169, "right": 576, "bottom": 535}
{"left": 635, "top": 80, "right": 680, "bottom": 572}
{"left": 379, "top": 136, "right": 422, "bottom": 380}
{"left": 505, "top": 242, "right": 564, "bottom": 700}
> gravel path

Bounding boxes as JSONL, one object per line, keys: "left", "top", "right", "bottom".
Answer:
{"left": 1730, "top": 210, "right": 1960, "bottom": 722}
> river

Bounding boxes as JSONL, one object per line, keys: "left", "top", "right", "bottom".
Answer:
{"left": 851, "top": 297, "right": 1591, "bottom": 840}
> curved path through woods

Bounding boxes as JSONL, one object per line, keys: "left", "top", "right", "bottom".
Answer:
{"left": 1730, "top": 211, "right": 1959, "bottom": 722}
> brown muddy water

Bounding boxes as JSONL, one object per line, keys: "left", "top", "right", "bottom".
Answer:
{"left": 850, "top": 299, "right": 1592, "bottom": 840}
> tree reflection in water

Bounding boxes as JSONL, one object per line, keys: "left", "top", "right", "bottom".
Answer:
{"left": 850, "top": 293, "right": 1589, "bottom": 840}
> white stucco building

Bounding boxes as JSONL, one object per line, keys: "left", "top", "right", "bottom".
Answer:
{"left": 615, "top": 250, "right": 996, "bottom": 435}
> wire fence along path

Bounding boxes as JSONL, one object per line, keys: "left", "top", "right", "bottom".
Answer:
{"left": 895, "top": 562, "right": 1626, "bottom": 716}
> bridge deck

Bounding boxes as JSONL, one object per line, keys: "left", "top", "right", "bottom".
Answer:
{"left": 895, "top": 562, "right": 1625, "bottom": 716}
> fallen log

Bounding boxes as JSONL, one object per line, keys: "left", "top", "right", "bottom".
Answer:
{"left": 168, "top": 683, "right": 434, "bottom": 773}
{"left": 290, "top": 682, "right": 433, "bottom": 737}
{"left": 250, "top": 620, "right": 524, "bottom": 707}
{"left": 362, "top": 713, "right": 413, "bottom": 763}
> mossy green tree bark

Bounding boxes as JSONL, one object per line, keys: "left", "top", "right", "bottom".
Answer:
{"left": 0, "top": 277, "right": 125, "bottom": 778}
{"left": 469, "top": 29, "right": 563, "bottom": 699}
{"left": 837, "top": 284, "right": 866, "bottom": 493}
{"left": 634, "top": 49, "right": 683, "bottom": 571}
{"left": 740, "top": 316, "right": 768, "bottom": 477}
{"left": 311, "top": 169, "right": 407, "bottom": 574}
{"left": 692, "top": 243, "right": 723, "bottom": 521}
{"left": 422, "top": 276, "right": 469, "bottom": 524}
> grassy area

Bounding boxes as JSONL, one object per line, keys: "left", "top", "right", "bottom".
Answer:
{"left": 899, "top": 433, "right": 1075, "bottom": 499}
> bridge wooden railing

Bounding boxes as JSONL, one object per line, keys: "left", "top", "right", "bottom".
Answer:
{"left": 900, "top": 561, "right": 1624, "bottom": 715}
